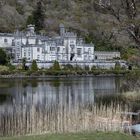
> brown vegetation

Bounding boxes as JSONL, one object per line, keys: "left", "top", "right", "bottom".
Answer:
{"left": 0, "top": 101, "right": 130, "bottom": 136}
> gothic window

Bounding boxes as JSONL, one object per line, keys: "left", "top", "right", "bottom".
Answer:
{"left": 37, "top": 55, "right": 40, "bottom": 60}
{"left": 12, "top": 40, "right": 15, "bottom": 46}
{"left": 50, "top": 47, "right": 55, "bottom": 51}
{"left": 36, "top": 38, "right": 39, "bottom": 44}
{"left": 88, "top": 48, "right": 91, "bottom": 54}
{"left": 63, "top": 48, "right": 65, "bottom": 52}
{"left": 24, "top": 52, "right": 26, "bottom": 57}
{"left": 88, "top": 56, "right": 91, "bottom": 60}
{"left": 77, "top": 48, "right": 82, "bottom": 57}
{"left": 84, "top": 55, "right": 87, "bottom": 60}
{"left": 70, "top": 45, "right": 75, "bottom": 53}
{"left": 70, "top": 44, "right": 75, "bottom": 49}
{"left": 70, "top": 40, "right": 74, "bottom": 44}
{"left": 17, "top": 42, "right": 20, "bottom": 45}
{"left": 57, "top": 47, "right": 60, "bottom": 52}
{"left": 37, "top": 48, "right": 40, "bottom": 52}
{"left": 4, "top": 38, "right": 8, "bottom": 43}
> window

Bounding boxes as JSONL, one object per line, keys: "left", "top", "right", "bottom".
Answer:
{"left": 4, "top": 38, "right": 8, "bottom": 43}
{"left": 37, "top": 55, "right": 40, "bottom": 60}
{"left": 12, "top": 40, "right": 15, "bottom": 46}
{"left": 70, "top": 44, "right": 75, "bottom": 49}
{"left": 85, "top": 55, "right": 88, "bottom": 60}
{"left": 88, "top": 48, "right": 91, "bottom": 54}
{"left": 70, "top": 40, "right": 74, "bottom": 44}
{"left": 77, "top": 48, "right": 82, "bottom": 57}
{"left": 37, "top": 48, "right": 40, "bottom": 52}
{"left": 17, "top": 42, "right": 20, "bottom": 45}
{"left": 88, "top": 56, "right": 91, "bottom": 60}
{"left": 50, "top": 47, "right": 55, "bottom": 51}
{"left": 57, "top": 47, "right": 60, "bottom": 52}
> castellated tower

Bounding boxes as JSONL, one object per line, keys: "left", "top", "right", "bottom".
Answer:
{"left": 59, "top": 23, "right": 65, "bottom": 36}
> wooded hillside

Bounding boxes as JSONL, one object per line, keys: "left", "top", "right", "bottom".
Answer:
{"left": 0, "top": 0, "right": 140, "bottom": 64}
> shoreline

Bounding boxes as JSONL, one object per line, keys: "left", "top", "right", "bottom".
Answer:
{"left": 0, "top": 73, "right": 125, "bottom": 79}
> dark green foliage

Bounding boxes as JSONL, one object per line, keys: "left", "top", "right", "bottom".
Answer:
{"left": 31, "top": 60, "right": 38, "bottom": 71}
{"left": 115, "top": 61, "right": 121, "bottom": 71}
{"left": 8, "top": 64, "right": 16, "bottom": 71}
{"left": 0, "top": 49, "right": 8, "bottom": 65}
{"left": 32, "top": 1, "right": 45, "bottom": 33}
{"left": 91, "top": 65, "right": 97, "bottom": 71}
{"left": 51, "top": 61, "right": 61, "bottom": 71}
{"left": 26, "top": 15, "right": 34, "bottom": 26}
{"left": 22, "top": 58, "right": 27, "bottom": 70}
{"left": 62, "top": 64, "right": 74, "bottom": 71}
{"left": 85, "top": 33, "right": 118, "bottom": 51}
{"left": 74, "top": 65, "right": 83, "bottom": 71}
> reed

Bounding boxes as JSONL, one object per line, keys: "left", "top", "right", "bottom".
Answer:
{"left": 0, "top": 98, "right": 130, "bottom": 137}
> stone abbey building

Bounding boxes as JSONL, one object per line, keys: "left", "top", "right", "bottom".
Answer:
{"left": 0, "top": 24, "right": 126, "bottom": 69}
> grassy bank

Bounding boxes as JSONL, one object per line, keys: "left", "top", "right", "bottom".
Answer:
{"left": 0, "top": 63, "right": 133, "bottom": 77}
{"left": 0, "top": 132, "right": 139, "bottom": 140}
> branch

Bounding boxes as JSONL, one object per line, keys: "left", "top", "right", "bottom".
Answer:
{"left": 126, "top": 24, "right": 140, "bottom": 46}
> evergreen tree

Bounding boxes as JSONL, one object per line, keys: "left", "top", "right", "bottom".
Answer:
{"left": 26, "top": 15, "right": 34, "bottom": 26}
{"left": 32, "top": 1, "right": 45, "bottom": 33}
{"left": 115, "top": 61, "right": 121, "bottom": 71}
{"left": 0, "top": 49, "right": 8, "bottom": 65}
{"left": 31, "top": 60, "right": 38, "bottom": 71}
{"left": 22, "top": 58, "right": 27, "bottom": 70}
{"left": 52, "top": 61, "right": 61, "bottom": 71}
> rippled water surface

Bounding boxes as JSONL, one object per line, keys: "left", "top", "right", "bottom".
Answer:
{"left": 0, "top": 76, "right": 130, "bottom": 136}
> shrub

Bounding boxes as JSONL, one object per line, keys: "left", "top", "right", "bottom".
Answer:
{"left": 0, "top": 65, "right": 9, "bottom": 75}
{"left": 91, "top": 66, "right": 97, "bottom": 71}
{"left": 51, "top": 61, "right": 61, "bottom": 71}
{"left": 115, "top": 61, "right": 121, "bottom": 71}
{"left": 31, "top": 60, "right": 38, "bottom": 71}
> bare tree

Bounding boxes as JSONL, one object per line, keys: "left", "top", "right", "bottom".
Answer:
{"left": 98, "top": 0, "right": 140, "bottom": 47}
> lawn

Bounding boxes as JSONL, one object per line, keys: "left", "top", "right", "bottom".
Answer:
{"left": 0, "top": 132, "right": 139, "bottom": 140}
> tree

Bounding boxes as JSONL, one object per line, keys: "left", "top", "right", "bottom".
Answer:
{"left": 98, "top": 0, "right": 140, "bottom": 47}
{"left": 115, "top": 61, "right": 121, "bottom": 70}
{"left": 0, "top": 49, "right": 8, "bottom": 65}
{"left": 32, "top": 1, "right": 45, "bottom": 33}
{"left": 31, "top": 60, "right": 38, "bottom": 71}
{"left": 52, "top": 61, "right": 61, "bottom": 71}
{"left": 22, "top": 58, "right": 27, "bottom": 70}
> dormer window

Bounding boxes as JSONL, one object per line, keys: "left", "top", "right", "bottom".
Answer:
{"left": 4, "top": 38, "right": 8, "bottom": 43}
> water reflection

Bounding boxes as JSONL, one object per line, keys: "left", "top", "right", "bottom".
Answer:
{"left": 0, "top": 77, "right": 123, "bottom": 106}
{"left": 0, "top": 76, "right": 130, "bottom": 136}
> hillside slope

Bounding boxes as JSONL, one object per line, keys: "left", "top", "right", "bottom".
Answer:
{"left": 0, "top": 0, "right": 140, "bottom": 64}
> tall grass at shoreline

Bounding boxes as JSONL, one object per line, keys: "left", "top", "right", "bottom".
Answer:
{"left": 0, "top": 100, "right": 129, "bottom": 137}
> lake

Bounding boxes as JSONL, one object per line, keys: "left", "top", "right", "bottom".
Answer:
{"left": 0, "top": 76, "right": 133, "bottom": 136}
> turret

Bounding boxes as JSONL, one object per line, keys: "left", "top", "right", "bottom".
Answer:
{"left": 27, "top": 24, "right": 35, "bottom": 36}
{"left": 59, "top": 23, "right": 65, "bottom": 36}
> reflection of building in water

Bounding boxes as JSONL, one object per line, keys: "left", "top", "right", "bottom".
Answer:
{"left": 0, "top": 77, "right": 122, "bottom": 110}
{"left": 18, "top": 78, "right": 95, "bottom": 108}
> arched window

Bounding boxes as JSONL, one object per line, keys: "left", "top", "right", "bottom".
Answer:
{"left": 4, "top": 38, "right": 8, "bottom": 43}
